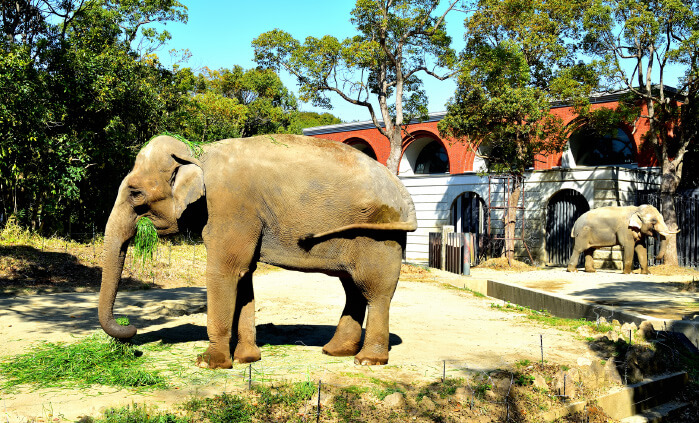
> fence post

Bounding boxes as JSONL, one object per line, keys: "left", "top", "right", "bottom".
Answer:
{"left": 441, "top": 225, "right": 454, "bottom": 271}
{"left": 462, "top": 233, "right": 471, "bottom": 276}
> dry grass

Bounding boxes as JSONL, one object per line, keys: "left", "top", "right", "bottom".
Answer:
{"left": 647, "top": 264, "right": 699, "bottom": 277}
{"left": 474, "top": 257, "right": 538, "bottom": 271}
{"left": 0, "top": 221, "right": 282, "bottom": 295}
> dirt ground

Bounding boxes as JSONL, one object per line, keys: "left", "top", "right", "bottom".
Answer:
{"left": 1, "top": 243, "right": 697, "bottom": 422}
{"left": 0, "top": 266, "right": 615, "bottom": 422}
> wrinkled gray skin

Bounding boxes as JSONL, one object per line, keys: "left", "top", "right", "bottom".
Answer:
{"left": 567, "top": 204, "right": 679, "bottom": 274}
{"left": 98, "top": 134, "right": 417, "bottom": 369}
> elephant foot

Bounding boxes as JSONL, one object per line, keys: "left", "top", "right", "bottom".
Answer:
{"left": 196, "top": 348, "right": 232, "bottom": 369}
{"left": 566, "top": 266, "right": 577, "bottom": 273}
{"left": 322, "top": 339, "right": 361, "bottom": 357}
{"left": 584, "top": 268, "right": 596, "bottom": 273}
{"left": 354, "top": 350, "right": 388, "bottom": 366}
{"left": 233, "top": 343, "right": 261, "bottom": 364}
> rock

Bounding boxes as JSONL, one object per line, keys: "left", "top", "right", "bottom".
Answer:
{"left": 620, "top": 322, "right": 637, "bottom": 333}
{"left": 454, "top": 387, "right": 471, "bottom": 403}
{"left": 484, "top": 389, "right": 498, "bottom": 402}
{"left": 576, "top": 325, "right": 593, "bottom": 338}
{"left": 577, "top": 356, "right": 592, "bottom": 367}
{"left": 598, "top": 317, "right": 608, "bottom": 325}
{"left": 638, "top": 321, "right": 657, "bottom": 340}
{"left": 551, "top": 371, "right": 577, "bottom": 399}
{"left": 383, "top": 392, "right": 406, "bottom": 408}
{"left": 604, "top": 358, "right": 622, "bottom": 384}
{"left": 532, "top": 373, "right": 548, "bottom": 391}
{"left": 612, "top": 319, "right": 621, "bottom": 327}
{"left": 606, "top": 330, "right": 619, "bottom": 342}
{"left": 309, "top": 391, "right": 334, "bottom": 408}
{"left": 492, "top": 377, "right": 513, "bottom": 395}
{"left": 420, "top": 396, "right": 436, "bottom": 411}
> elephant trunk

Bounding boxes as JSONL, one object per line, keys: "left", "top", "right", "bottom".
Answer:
{"left": 98, "top": 200, "right": 138, "bottom": 339}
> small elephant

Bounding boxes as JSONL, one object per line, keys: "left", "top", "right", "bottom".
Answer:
{"left": 566, "top": 204, "right": 679, "bottom": 274}
{"left": 98, "top": 134, "right": 417, "bottom": 369}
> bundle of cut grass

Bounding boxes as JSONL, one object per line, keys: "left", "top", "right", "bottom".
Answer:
{"left": 133, "top": 216, "right": 158, "bottom": 264}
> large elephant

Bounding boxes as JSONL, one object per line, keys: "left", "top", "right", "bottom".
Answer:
{"left": 566, "top": 204, "right": 679, "bottom": 274}
{"left": 98, "top": 134, "right": 417, "bottom": 369}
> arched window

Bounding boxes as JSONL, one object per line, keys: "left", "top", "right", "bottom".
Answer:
{"left": 345, "top": 139, "right": 377, "bottom": 160}
{"left": 568, "top": 127, "right": 635, "bottom": 166}
{"left": 399, "top": 136, "right": 450, "bottom": 176}
{"left": 415, "top": 141, "right": 449, "bottom": 174}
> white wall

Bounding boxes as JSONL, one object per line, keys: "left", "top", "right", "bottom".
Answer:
{"left": 400, "top": 167, "right": 661, "bottom": 263}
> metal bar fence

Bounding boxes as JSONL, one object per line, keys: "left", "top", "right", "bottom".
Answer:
{"left": 636, "top": 193, "right": 699, "bottom": 270}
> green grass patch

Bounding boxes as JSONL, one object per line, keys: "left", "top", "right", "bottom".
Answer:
{"left": 0, "top": 332, "right": 166, "bottom": 390}
{"left": 369, "top": 378, "right": 404, "bottom": 400}
{"left": 489, "top": 302, "right": 616, "bottom": 333}
{"left": 90, "top": 404, "right": 189, "bottom": 423}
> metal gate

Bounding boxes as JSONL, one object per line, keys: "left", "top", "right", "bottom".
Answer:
{"left": 637, "top": 192, "right": 699, "bottom": 269}
{"left": 546, "top": 189, "right": 590, "bottom": 266}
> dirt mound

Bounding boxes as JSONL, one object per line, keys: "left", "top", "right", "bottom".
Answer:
{"left": 474, "top": 257, "right": 537, "bottom": 272}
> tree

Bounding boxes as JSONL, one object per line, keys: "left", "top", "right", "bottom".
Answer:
{"left": 581, "top": 0, "right": 699, "bottom": 265}
{"left": 439, "top": 0, "right": 591, "bottom": 264}
{"left": 177, "top": 66, "right": 299, "bottom": 142}
{"left": 0, "top": 0, "right": 189, "bottom": 231}
{"left": 252, "top": 0, "right": 460, "bottom": 173}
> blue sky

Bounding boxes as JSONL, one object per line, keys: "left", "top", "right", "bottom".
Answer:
{"left": 158, "top": 1, "right": 466, "bottom": 122}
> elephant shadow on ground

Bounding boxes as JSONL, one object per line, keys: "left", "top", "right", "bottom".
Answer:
{"left": 0, "top": 244, "right": 156, "bottom": 296}
{"left": 140, "top": 322, "right": 403, "bottom": 351}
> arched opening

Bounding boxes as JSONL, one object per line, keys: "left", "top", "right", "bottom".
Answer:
{"left": 345, "top": 138, "right": 377, "bottom": 160}
{"left": 546, "top": 189, "right": 590, "bottom": 266}
{"left": 399, "top": 136, "right": 449, "bottom": 176}
{"left": 567, "top": 126, "right": 636, "bottom": 167}
{"left": 471, "top": 145, "right": 489, "bottom": 172}
{"left": 451, "top": 192, "right": 487, "bottom": 261}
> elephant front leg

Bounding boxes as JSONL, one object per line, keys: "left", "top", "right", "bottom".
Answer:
{"left": 635, "top": 243, "right": 649, "bottom": 274}
{"left": 622, "top": 244, "right": 635, "bottom": 274}
{"left": 197, "top": 238, "right": 259, "bottom": 369}
{"left": 197, "top": 267, "right": 236, "bottom": 369}
{"left": 323, "top": 277, "right": 367, "bottom": 357}
{"left": 232, "top": 270, "right": 261, "bottom": 363}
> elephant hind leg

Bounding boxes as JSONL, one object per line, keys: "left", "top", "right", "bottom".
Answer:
{"left": 567, "top": 244, "right": 584, "bottom": 272}
{"left": 350, "top": 239, "right": 402, "bottom": 366}
{"left": 322, "top": 276, "right": 367, "bottom": 357}
{"left": 584, "top": 248, "right": 596, "bottom": 272}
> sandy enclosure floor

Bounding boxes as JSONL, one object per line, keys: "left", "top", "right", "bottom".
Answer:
{"left": 1, "top": 269, "right": 607, "bottom": 421}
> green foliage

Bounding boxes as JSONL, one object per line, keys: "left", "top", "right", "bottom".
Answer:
{"left": 0, "top": 332, "right": 166, "bottom": 390}
{"left": 580, "top": 0, "right": 699, "bottom": 193}
{"left": 439, "top": 0, "right": 592, "bottom": 176}
{"left": 253, "top": 0, "right": 460, "bottom": 172}
{"left": 133, "top": 217, "right": 158, "bottom": 264}
{"left": 0, "top": 2, "right": 298, "bottom": 235}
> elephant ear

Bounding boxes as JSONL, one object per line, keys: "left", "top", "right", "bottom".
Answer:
{"left": 629, "top": 213, "right": 642, "bottom": 230}
{"left": 171, "top": 154, "right": 205, "bottom": 219}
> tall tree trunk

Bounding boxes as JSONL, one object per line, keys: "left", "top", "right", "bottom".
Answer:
{"left": 503, "top": 176, "right": 523, "bottom": 266}
{"left": 660, "top": 160, "right": 681, "bottom": 266}
{"left": 384, "top": 127, "right": 403, "bottom": 175}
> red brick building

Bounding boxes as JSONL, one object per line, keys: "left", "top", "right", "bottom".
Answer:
{"left": 303, "top": 92, "right": 662, "bottom": 265}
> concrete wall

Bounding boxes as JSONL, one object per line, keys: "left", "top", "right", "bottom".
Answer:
{"left": 400, "top": 166, "right": 661, "bottom": 264}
